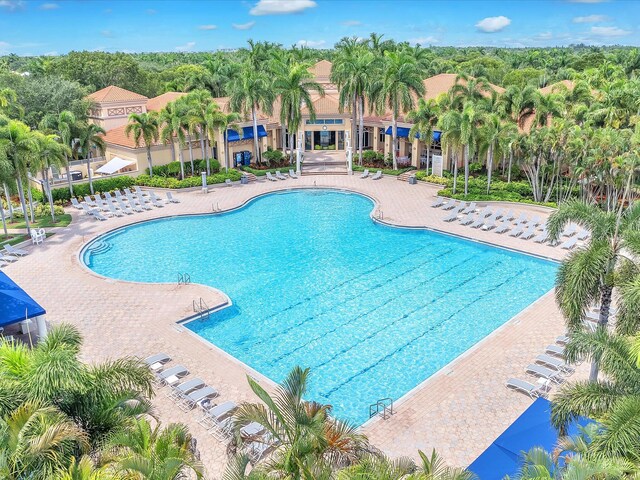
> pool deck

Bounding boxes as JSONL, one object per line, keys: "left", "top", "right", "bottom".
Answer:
{"left": 3, "top": 175, "right": 587, "bottom": 478}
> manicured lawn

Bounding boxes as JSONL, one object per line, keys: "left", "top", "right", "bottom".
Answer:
{"left": 6, "top": 214, "right": 72, "bottom": 229}
{"left": 0, "top": 234, "right": 29, "bottom": 246}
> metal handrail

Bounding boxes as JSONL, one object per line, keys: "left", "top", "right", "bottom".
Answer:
{"left": 368, "top": 398, "right": 394, "bottom": 420}
{"left": 178, "top": 273, "right": 191, "bottom": 285}
{"left": 192, "top": 297, "right": 210, "bottom": 320}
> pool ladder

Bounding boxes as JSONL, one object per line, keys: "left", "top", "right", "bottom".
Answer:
{"left": 212, "top": 202, "right": 221, "bottom": 212}
{"left": 369, "top": 397, "right": 394, "bottom": 420}
{"left": 375, "top": 208, "right": 384, "bottom": 220}
{"left": 193, "top": 297, "right": 210, "bottom": 321}
{"left": 177, "top": 273, "right": 191, "bottom": 285}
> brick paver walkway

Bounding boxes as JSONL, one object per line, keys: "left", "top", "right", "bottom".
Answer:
{"left": 3, "top": 176, "right": 585, "bottom": 478}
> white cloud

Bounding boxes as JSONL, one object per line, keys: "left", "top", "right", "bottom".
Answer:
{"left": 175, "top": 41, "right": 196, "bottom": 52}
{"left": 409, "top": 36, "right": 439, "bottom": 45}
{"left": 250, "top": 0, "right": 316, "bottom": 16}
{"left": 341, "top": 20, "right": 361, "bottom": 26}
{"left": 43, "top": 50, "right": 58, "bottom": 56}
{"left": 296, "top": 39, "right": 326, "bottom": 48}
{"left": 573, "top": 14, "right": 608, "bottom": 23}
{"left": 590, "top": 25, "right": 631, "bottom": 36}
{"left": 198, "top": 24, "right": 218, "bottom": 30}
{"left": 536, "top": 31, "right": 553, "bottom": 39}
{"left": 475, "top": 16, "right": 511, "bottom": 33}
{"left": 39, "top": 2, "right": 58, "bottom": 10}
{"left": 0, "top": 0, "right": 25, "bottom": 11}
{"left": 232, "top": 21, "right": 255, "bottom": 30}
{"left": 100, "top": 29, "right": 114, "bottom": 38}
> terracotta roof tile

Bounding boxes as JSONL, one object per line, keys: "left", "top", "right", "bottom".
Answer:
{"left": 423, "top": 73, "right": 504, "bottom": 100}
{"left": 101, "top": 124, "right": 162, "bottom": 149}
{"left": 146, "top": 92, "right": 187, "bottom": 111}
{"left": 87, "top": 85, "right": 148, "bottom": 103}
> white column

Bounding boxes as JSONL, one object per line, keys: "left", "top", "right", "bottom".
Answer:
{"left": 201, "top": 172, "right": 208, "bottom": 194}
{"left": 296, "top": 132, "right": 303, "bottom": 175}
{"left": 36, "top": 316, "right": 48, "bottom": 339}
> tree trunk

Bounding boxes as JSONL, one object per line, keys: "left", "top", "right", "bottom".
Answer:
{"left": 507, "top": 149, "right": 513, "bottom": 183}
{"left": 590, "top": 285, "right": 614, "bottom": 381}
{"left": 281, "top": 127, "right": 287, "bottom": 157}
{"left": 15, "top": 174, "right": 31, "bottom": 237}
{"left": 43, "top": 169, "right": 55, "bottom": 222}
{"left": 178, "top": 146, "right": 185, "bottom": 179}
{"left": 392, "top": 112, "right": 398, "bottom": 170}
{"left": 351, "top": 93, "right": 357, "bottom": 158}
{"left": 252, "top": 105, "right": 260, "bottom": 165}
{"left": 187, "top": 134, "right": 195, "bottom": 174}
{"left": 3, "top": 183, "right": 13, "bottom": 222}
{"left": 199, "top": 130, "right": 206, "bottom": 170}
{"left": 65, "top": 154, "right": 74, "bottom": 196}
{"left": 146, "top": 147, "right": 154, "bottom": 177}
{"left": 26, "top": 176, "right": 35, "bottom": 223}
{"left": 425, "top": 143, "right": 431, "bottom": 174}
{"left": 452, "top": 152, "right": 458, "bottom": 195}
{"left": 204, "top": 129, "right": 211, "bottom": 176}
{"left": 464, "top": 144, "right": 469, "bottom": 196}
{"left": 0, "top": 194, "right": 7, "bottom": 236}
{"left": 486, "top": 145, "right": 493, "bottom": 194}
{"left": 358, "top": 96, "right": 364, "bottom": 166}
{"left": 224, "top": 135, "right": 229, "bottom": 173}
{"left": 86, "top": 152, "right": 94, "bottom": 195}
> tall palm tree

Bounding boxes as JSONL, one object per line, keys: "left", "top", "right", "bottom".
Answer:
{"left": 439, "top": 108, "right": 463, "bottom": 195}
{"left": 478, "top": 113, "right": 515, "bottom": 193}
{"left": 104, "top": 418, "right": 204, "bottom": 479}
{"left": 0, "top": 153, "right": 11, "bottom": 236}
{"left": 407, "top": 98, "right": 439, "bottom": 173}
{"left": 185, "top": 89, "right": 214, "bottom": 170}
{"left": 373, "top": 51, "right": 425, "bottom": 170}
{"left": 0, "top": 117, "right": 36, "bottom": 237}
{"left": 229, "top": 65, "right": 275, "bottom": 165}
{"left": 39, "top": 111, "right": 77, "bottom": 196}
{"left": 158, "top": 101, "right": 185, "bottom": 179}
{"left": 125, "top": 112, "right": 159, "bottom": 177}
{"left": 217, "top": 112, "right": 242, "bottom": 172}
{"left": 547, "top": 199, "right": 640, "bottom": 380}
{"left": 274, "top": 61, "right": 325, "bottom": 163}
{"left": 449, "top": 74, "right": 493, "bottom": 111}
{"left": 229, "top": 367, "right": 369, "bottom": 478}
{"left": 499, "top": 85, "right": 537, "bottom": 129}
{"left": 74, "top": 123, "right": 105, "bottom": 195}
{"left": 33, "top": 131, "right": 70, "bottom": 221}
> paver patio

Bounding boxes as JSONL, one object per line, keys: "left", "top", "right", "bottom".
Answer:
{"left": 3, "top": 175, "right": 586, "bottom": 478}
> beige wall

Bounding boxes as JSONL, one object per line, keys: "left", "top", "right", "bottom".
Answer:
{"left": 89, "top": 100, "right": 147, "bottom": 132}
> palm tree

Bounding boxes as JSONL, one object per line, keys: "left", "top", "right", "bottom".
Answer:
{"left": 478, "top": 113, "right": 514, "bottom": 193}
{"left": 407, "top": 99, "right": 439, "bottom": 173}
{"left": 125, "top": 112, "right": 159, "bottom": 177}
{"left": 439, "top": 108, "right": 463, "bottom": 194}
{"left": 449, "top": 74, "right": 493, "bottom": 111}
{"left": 0, "top": 402, "right": 89, "bottom": 480}
{"left": 0, "top": 117, "right": 36, "bottom": 237}
{"left": 158, "top": 101, "right": 185, "bottom": 179}
{"left": 229, "top": 65, "right": 275, "bottom": 165}
{"left": 229, "top": 367, "right": 369, "bottom": 478}
{"left": 74, "top": 123, "right": 105, "bottom": 195}
{"left": 499, "top": 85, "right": 537, "bottom": 129}
{"left": 185, "top": 89, "right": 214, "bottom": 170}
{"left": 274, "top": 61, "right": 325, "bottom": 163}
{"left": 104, "top": 417, "right": 204, "bottom": 479}
{"left": 32, "top": 131, "right": 70, "bottom": 221}
{"left": 217, "top": 112, "right": 242, "bottom": 172}
{"left": 0, "top": 153, "right": 11, "bottom": 236}
{"left": 373, "top": 51, "right": 425, "bottom": 170}
{"left": 547, "top": 199, "right": 640, "bottom": 380}
{"left": 39, "top": 111, "right": 77, "bottom": 196}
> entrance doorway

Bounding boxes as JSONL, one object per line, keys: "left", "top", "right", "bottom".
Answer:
{"left": 313, "top": 131, "right": 335, "bottom": 150}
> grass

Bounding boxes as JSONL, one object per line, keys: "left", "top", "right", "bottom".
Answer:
{"left": 352, "top": 165, "right": 416, "bottom": 176}
{"left": 6, "top": 214, "right": 72, "bottom": 229}
{"left": 0, "top": 234, "right": 28, "bottom": 246}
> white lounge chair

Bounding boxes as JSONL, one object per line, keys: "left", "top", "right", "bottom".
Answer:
{"left": 169, "top": 378, "right": 205, "bottom": 400}
{"left": 530, "top": 215, "right": 542, "bottom": 226}
{"left": 4, "top": 244, "right": 27, "bottom": 256}
{"left": 360, "top": 169, "right": 370, "bottom": 179}
{"left": 198, "top": 400, "right": 237, "bottom": 429}
{"left": 266, "top": 172, "right": 278, "bottom": 182}
{"left": 477, "top": 206, "right": 493, "bottom": 218}
{"left": 70, "top": 197, "right": 84, "bottom": 210}
{"left": 431, "top": 196, "right": 445, "bottom": 208}
{"left": 134, "top": 185, "right": 150, "bottom": 198}
{"left": 442, "top": 199, "right": 458, "bottom": 210}
{"left": 560, "top": 237, "right": 578, "bottom": 250}
{"left": 289, "top": 169, "right": 298, "bottom": 179}
{"left": 443, "top": 210, "right": 461, "bottom": 222}
{"left": 577, "top": 230, "right": 590, "bottom": 241}
{"left": 461, "top": 202, "right": 477, "bottom": 214}
{"left": 513, "top": 213, "right": 528, "bottom": 224}
{"left": 166, "top": 192, "right": 180, "bottom": 203}
{"left": 495, "top": 221, "right": 510, "bottom": 234}
{"left": 562, "top": 224, "right": 578, "bottom": 237}
{"left": 526, "top": 364, "right": 563, "bottom": 383}
{"left": 459, "top": 213, "right": 475, "bottom": 226}
{"left": 533, "top": 231, "right": 549, "bottom": 243}
{"left": 536, "top": 354, "right": 574, "bottom": 374}
{"left": 508, "top": 224, "right": 525, "bottom": 237}
{"left": 275, "top": 171, "right": 287, "bottom": 180}
{"left": 556, "top": 335, "right": 570, "bottom": 345}
{"left": 371, "top": 170, "right": 382, "bottom": 180}
{"left": 179, "top": 385, "right": 218, "bottom": 411}
{"left": 108, "top": 203, "right": 124, "bottom": 217}
{"left": 144, "top": 353, "right": 171, "bottom": 371}
{"left": 506, "top": 378, "right": 547, "bottom": 398}
{"left": 156, "top": 365, "right": 188, "bottom": 386}
{"left": 470, "top": 216, "right": 485, "bottom": 229}
{"left": 0, "top": 252, "right": 18, "bottom": 263}
{"left": 117, "top": 199, "right": 136, "bottom": 214}
{"left": 84, "top": 195, "right": 97, "bottom": 207}
{"left": 504, "top": 210, "right": 516, "bottom": 221}
{"left": 482, "top": 218, "right": 498, "bottom": 231}
{"left": 545, "top": 344, "right": 565, "bottom": 357}
{"left": 150, "top": 197, "right": 164, "bottom": 208}
{"left": 493, "top": 209, "right": 505, "bottom": 219}
{"left": 520, "top": 225, "right": 537, "bottom": 240}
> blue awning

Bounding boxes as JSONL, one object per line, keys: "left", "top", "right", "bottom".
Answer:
{"left": 384, "top": 127, "right": 441, "bottom": 142}
{"left": 0, "top": 271, "right": 46, "bottom": 328}
{"left": 226, "top": 125, "right": 267, "bottom": 142}
{"left": 468, "top": 398, "right": 593, "bottom": 480}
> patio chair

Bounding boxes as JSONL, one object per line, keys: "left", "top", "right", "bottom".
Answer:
{"left": 0, "top": 252, "right": 18, "bottom": 263}
{"left": 198, "top": 400, "right": 237, "bottom": 429}
{"left": 275, "top": 171, "right": 287, "bottom": 180}
{"left": 266, "top": 172, "right": 278, "bottom": 182}
{"left": 4, "top": 244, "right": 27, "bottom": 256}
{"left": 70, "top": 197, "right": 84, "bottom": 210}
{"left": 459, "top": 213, "right": 475, "bottom": 226}
{"left": 470, "top": 216, "right": 486, "bottom": 229}
{"left": 179, "top": 385, "right": 218, "bottom": 411}
{"left": 477, "top": 206, "right": 493, "bottom": 217}
{"left": 520, "top": 225, "right": 537, "bottom": 240}
{"left": 562, "top": 224, "right": 578, "bottom": 237}
{"left": 461, "top": 202, "right": 477, "bottom": 214}
{"left": 530, "top": 215, "right": 542, "bottom": 226}
{"left": 83, "top": 195, "right": 97, "bottom": 207}
{"left": 494, "top": 221, "right": 511, "bottom": 234}
{"left": 535, "top": 354, "right": 574, "bottom": 374}
{"left": 545, "top": 344, "right": 565, "bottom": 357}
{"left": 441, "top": 199, "right": 458, "bottom": 210}
{"left": 31, "top": 228, "right": 46, "bottom": 245}
{"left": 289, "top": 169, "right": 299, "bottom": 179}
{"left": 560, "top": 237, "right": 578, "bottom": 250}
{"left": 525, "top": 364, "right": 563, "bottom": 383}
{"left": 168, "top": 378, "right": 205, "bottom": 400}
{"left": 156, "top": 365, "right": 188, "bottom": 386}
{"left": 150, "top": 197, "right": 164, "bottom": 208}
{"left": 493, "top": 208, "right": 505, "bottom": 219}
{"left": 533, "top": 230, "right": 549, "bottom": 243}
{"left": 504, "top": 210, "right": 516, "bottom": 221}
{"left": 482, "top": 218, "right": 498, "bottom": 231}
{"left": 108, "top": 203, "right": 124, "bottom": 217}
{"left": 166, "top": 192, "right": 180, "bottom": 203}
{"left": 506, "top": 378, "right": 547, "bottom": 398}
{"left": 556, "top": 335, "right": 570, "bottom": 345}
{"left": 371, "top": 170, "right": 382, "bottom": 180}
{"left": 360, "top": 169, "right": 370, "bottom": 179}
{"left": 508, "top": 224, "right": 525, "bottom": 238}
{"left": 442, "top": 210, "right": 460, "bottom": 222}
{"left": 430, "top": 196, "right": 445, "bottom": 208}
{"left": 117, "top": 199, "right": 137, "bottom": 214}
{"left": 513, "top": 213, "right": 528, "bottom": 224}
{"left": 577, "top": 230, "right": 590, "bottom": 241}
{"left": 144, "top": 352, "right": 171, "bottom": 370}
{"left": 104, "top": 191, "right": 116, "bottom": 203}
{"left": 134, "top": 185, "right": 150, "bottom": 198}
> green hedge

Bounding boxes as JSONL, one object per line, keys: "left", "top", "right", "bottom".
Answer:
{"left": 240, "top": 166, "right": 293, "bottom": 177}
{"left": 9, "top": 204, "right": 65, "bottom": 219}
{"left": 352, "top": 165, "right": 415, "bottom": 176}
{"left": 415, "top": 172, "right": 450, "bottom": 184}
{"left": 134, "top": 170, "right": 242, "bottom": 189}
{"left": 51, "top": 177, "right": 136, "bottom": 202}
{"left": 145, "top": 159, "right": 220, "bottom": 177}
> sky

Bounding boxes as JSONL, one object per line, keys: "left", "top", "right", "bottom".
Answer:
{"left": 1, "top": 0, "right": 639, "bottom": 56}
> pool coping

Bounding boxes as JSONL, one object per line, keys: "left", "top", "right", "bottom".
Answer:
{"left": 75, "top": 186, "right": 560, "bottom": 426}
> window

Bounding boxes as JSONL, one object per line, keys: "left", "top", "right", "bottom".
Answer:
{"left": 305, "top": 118, "right": 344, "bottom": 125}
{"left": 379, "top": 128, "right": 386, "bottom": 143}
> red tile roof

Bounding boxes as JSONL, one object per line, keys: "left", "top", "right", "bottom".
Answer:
{"left": 87, "top": 85, "right": 148, "bottom": 103}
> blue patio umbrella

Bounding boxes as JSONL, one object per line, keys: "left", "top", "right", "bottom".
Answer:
{"left": 0, "top": 271, "right": 46, "bottom": 328}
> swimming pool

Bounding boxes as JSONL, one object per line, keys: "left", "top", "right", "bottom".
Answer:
{"left": 83, "top": 189, "right": 557, "bottom": 425}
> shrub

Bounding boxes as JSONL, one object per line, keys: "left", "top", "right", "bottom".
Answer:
{"left": 415, "top": 172, "right": 451, "bottom": 185}
{"left": 352, "top": 165, "right": 415, "bottom": 176}
{"left": 145, "top": 159, "right": 220, "bottom": 177}
{"left": 263, "top": 149, "right": 284, "bottom": 163}
{"left": 469, "top": 162, "right": 483, "bottom": 174}
{"left": 362, "top": 150, "right": 379, "bottom": 162}
{"left": 10, "top": 204, "right": 65, "bottom": 219}
{"left": 134, "top": 170, "right": 242, "bottom": 189}
{"left": 51, "top": 176, "right": 136, "bottom": 202}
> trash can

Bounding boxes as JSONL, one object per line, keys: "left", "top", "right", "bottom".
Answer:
{"left": 408, "top": 176, "right": 417, "bottom": 185}
{"left": 241, "top": 176, "right": 248, "bottom": 185}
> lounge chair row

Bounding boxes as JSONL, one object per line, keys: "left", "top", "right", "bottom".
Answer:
{"left": 360, "top": 169, "right": 383, "bottom": 180}
{"left": 72, "top": 188, "right": 179, "bottom": 221}
{"left": 143, "top": 353, "right": 274, "bottom": 463}
{"left": 0, "top": 242, "right": 29, "bottom": 267}
{"left": 265, "top": 170, "right": 299, "bottom": 182}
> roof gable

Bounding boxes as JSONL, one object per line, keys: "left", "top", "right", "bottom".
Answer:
{"left": 146, "top": 92, "right": 187, "bottom": 111}
{"left": 87, "top": 85, "right": 148, "bottom": 103}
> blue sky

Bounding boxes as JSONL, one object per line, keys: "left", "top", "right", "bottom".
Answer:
{"left": 1, "top": 0, "right": 639, "bottom": 56}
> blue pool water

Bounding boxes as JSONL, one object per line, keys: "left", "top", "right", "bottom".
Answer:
{"left": 83, "top": 190, "right": 557, "bottom": 425}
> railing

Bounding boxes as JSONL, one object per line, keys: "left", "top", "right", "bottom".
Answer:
{"left": 212, "top": 202, "right": 221, "bottom": 212}
{"left": 375, "top": 208, "right": 384, "bottom": 220}
{"left": 177, "top": 273, "right": 191, "bottom": 285}
{"left": 192, "top": 297, "right": 210, "bottom": 321}
{"left": 369, "top": 398, "right": 394, "bottom": 420}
